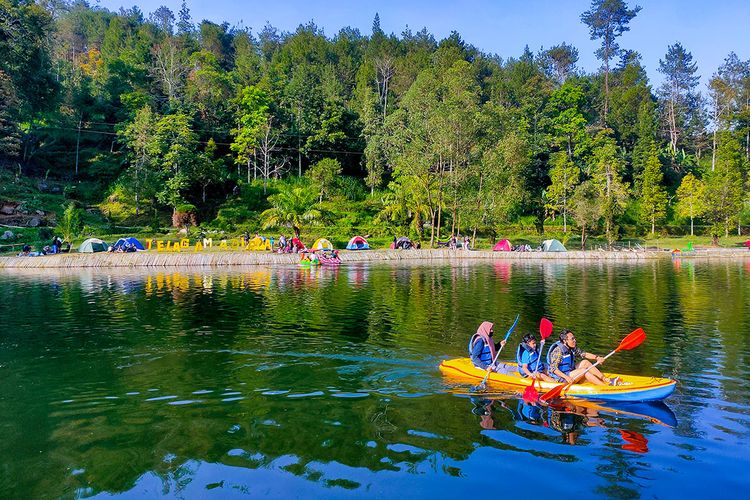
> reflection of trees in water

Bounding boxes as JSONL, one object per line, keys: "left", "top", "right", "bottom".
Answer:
{"left": 0, "top": 261, "right": 747, "bottom": 496}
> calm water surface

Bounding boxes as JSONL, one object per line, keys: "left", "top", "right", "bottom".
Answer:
{"left": 1, "top": 259, "right": 750, "bottom": 498}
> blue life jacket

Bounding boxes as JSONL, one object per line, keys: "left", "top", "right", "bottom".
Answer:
{"left": 516, "top": 343, "right": 546, "bottom": 376}
{"left": 546, "top": 341, "right": 576, "bottom": 374}
{"left": 469, "top": 334, "right": 493, "bottom": 367}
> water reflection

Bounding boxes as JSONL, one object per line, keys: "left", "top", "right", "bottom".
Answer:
{"left": 2, "top": 260, "right": 750, "bottom": 497}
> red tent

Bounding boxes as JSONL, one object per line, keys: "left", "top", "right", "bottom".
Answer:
{"left": 493, "top": 239, "right": 512, "bottom": 252}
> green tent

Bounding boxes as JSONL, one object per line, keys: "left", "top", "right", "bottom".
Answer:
{"left": 78, "top": 238, "right": 108, "bottom": 253}
{"left": 541, "top": 239, "right": 566, "bottom": 252}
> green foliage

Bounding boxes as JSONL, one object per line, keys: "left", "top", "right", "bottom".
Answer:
{"left": 337, "top": 176, "right": 368, "bottom": 202}
{"left": 638, "top": 142, "right": 668, "bottom": 233}
{"left": 675, "top": 172, "right": 706, "bottom": 236}
{"left": 5, "top": 1, "right": 750, "bottom": 245}
{"left": 704, "top": 132, "right": 745, "bottom": 236}
{"left": 260, "top": 184, "right": 325, "bottom": 236}
{"left": 570, "top": 180, "right": 601, "bottom": 249}
{"left": 230, "top": 85, "right": 270, "bottom": 169}
{"left": 590, "top": 131, "right": 629, "bottom": 244}
{"left": 306, "top": 158, "right": 342, "bottom": 202}
{"left": 547, "top": 151, "right": 581, "bottom": 232}
{"left": 56, "top": 202, "right": 83, "bottom": 243}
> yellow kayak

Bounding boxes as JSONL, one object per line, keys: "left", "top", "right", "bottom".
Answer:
{"left": 439, "top": 357, "right": 676, "bottom": 402}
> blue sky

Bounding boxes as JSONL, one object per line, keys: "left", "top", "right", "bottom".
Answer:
{"left": 94, "top": 0, "right": 750, "bottom": 87}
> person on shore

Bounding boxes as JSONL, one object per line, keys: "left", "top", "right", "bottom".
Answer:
{"left": 469, "top": 321, "right": 507, "bottom": 371}
{"left": 516, "top": 333, "right": 555, "bottom": 381}
{"left": 546, "top": 329, "right": 619, "bottom": 386}
{"left": 463, "top": 236, "right": 470, "bottom": 251}
{"left": 279, "top": 234, "right": 286, "bottom": 252}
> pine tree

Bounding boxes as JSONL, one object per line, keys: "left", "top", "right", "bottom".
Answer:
{"left": 658, "top": 43, "right": 701, "bottom": 156}
{"left": 581, "top": 0, "right": 641, "bottom": 122}
{"left": 704, "top": 132, "right": 745, "bottom": 236}
{"left": 638, "top": 141, "right": 668, "bottom": 234}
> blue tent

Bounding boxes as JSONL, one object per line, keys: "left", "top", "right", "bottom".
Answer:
{"left": 112, "top": 236, "right": 145, "bottom": 251}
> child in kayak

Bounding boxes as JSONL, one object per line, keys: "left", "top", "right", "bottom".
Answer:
{"left": 547, "top": 329, "right": 620, "bottom": 386}
{"left": 469, "top": 321, "right": 508, "bottom": 371}
{"left": 517, "top": 334, "right": 555, "bottom": 381}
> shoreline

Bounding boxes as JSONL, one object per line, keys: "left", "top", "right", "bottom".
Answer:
{"left": 1, "top": 248, "right": 749, "bottom": 269}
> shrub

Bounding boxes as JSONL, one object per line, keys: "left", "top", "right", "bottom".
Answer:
{"left": 173, "top": 204, "right": 198, "bottom": 229}
{"left": 56, "top": 202, "right": 83, "bottom": 243}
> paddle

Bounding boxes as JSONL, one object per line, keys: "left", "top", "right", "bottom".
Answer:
{"left": 522, "top": 318, "right": 554, "bottom": 402}
{"left": 540, "top": 328, "right": 646, "bottom": 403}
{"left": 475, "top": 314, "right": 520, "bottom": 391}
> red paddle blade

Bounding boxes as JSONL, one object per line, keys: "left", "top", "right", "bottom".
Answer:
{"left": 540, "top": 318, "right": 553, "bottom": 339}
{"left": 523, "top": 384, "right": 539, "bottom": 403}
{"left": 540, "top": 383, "right": 565, "bottom": 402}
{"left": 616, "top": 328, "right": 646, "bottom": 352}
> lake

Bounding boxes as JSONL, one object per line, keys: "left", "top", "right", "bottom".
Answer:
{"left": 1, "top": 259, "right": 749, "bottom": 498}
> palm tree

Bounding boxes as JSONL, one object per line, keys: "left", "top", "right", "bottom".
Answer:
{"left": 377, "top": 176, "right": 431, "bottom": 242}
{"left": 260, "top": 185, "right": 324, "bottom": 238}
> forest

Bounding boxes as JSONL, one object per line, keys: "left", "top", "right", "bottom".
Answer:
{"left": 1, "top": 0, "right": 749, "bottom": 249}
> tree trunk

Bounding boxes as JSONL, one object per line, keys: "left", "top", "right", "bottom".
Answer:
{"left": 75, "top": 119, "right": 82, "bottom": 176}
{"left": 429, "top": 210, "right": 436, "bottom": 248}
{"left": 580, "top": 225, "right": 586, "bottom": 250}
{"left": 604, "top": 60, "right": 609, "bottom": 122}
{"left": 712, "top": 129, "right": 717, "bottom": 171}
{"left": 690, "top": 215, "right": 694, "bottom": 236}
{"left": 436, "top": 166, "right": 444, "bottom": 245}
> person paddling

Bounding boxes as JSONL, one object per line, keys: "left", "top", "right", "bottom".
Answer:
{"left": 516, "top": 334, "right": 555, "bottom": 382}
{"left": 469, "top": 321, "right": 507, "bottom": 371}
{"left": 547, "top": 329, "right": 620, "bottom": 386}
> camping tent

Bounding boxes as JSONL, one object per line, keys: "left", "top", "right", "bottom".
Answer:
{"left": 346, "top": 236, "right": 369, "bottom": 250}
{"left": 112, "top": 236, "right": 145, "bottom": 251}
{"left": 79, "top": 238, "right": 108, "bottom": 253}
{"left": 493, "top": 239, "right": 512, "bottom": 252}
{"left": 541, "top": 239, "right": 567, "bottom": 252}
{"left": 247, "top": 236, "right": 271, "bottom": 251}
{"left": 312, "top": 238, "right": 333, "bottom": 250}
{"left": 395, "top": 236, "right": 413, "bottom": 249}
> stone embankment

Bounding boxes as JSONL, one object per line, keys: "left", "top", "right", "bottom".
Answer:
{"left": 4, "top": 247, "right": 748, "bottom": 269}
{"left": 0, "top": 250, "right": 704, "bottom": 269}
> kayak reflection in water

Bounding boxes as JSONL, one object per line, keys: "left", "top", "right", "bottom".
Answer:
{"left": 470, "top": 396, "right": 601, "bottom": 444}
{"left": 470, "top": 397, "right": 666, "bottom": 450}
